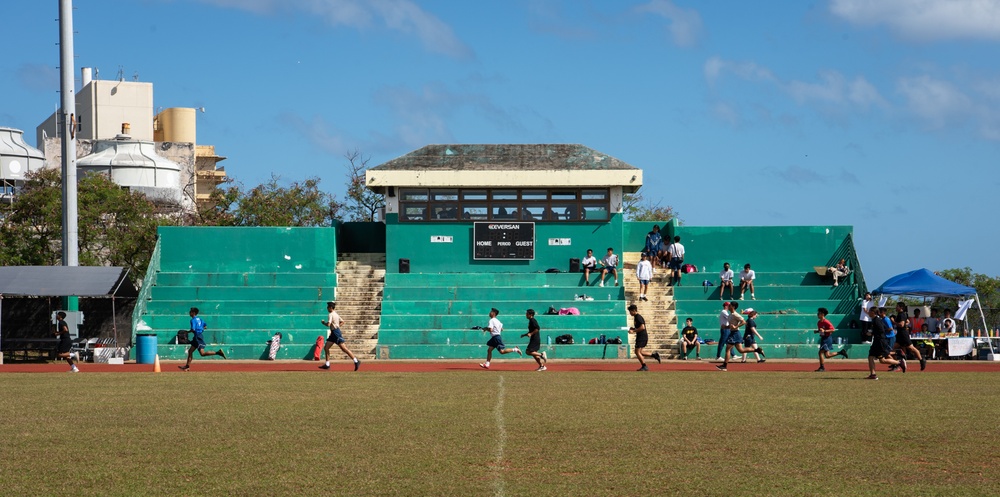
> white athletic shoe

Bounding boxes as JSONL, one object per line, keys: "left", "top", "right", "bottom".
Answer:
{"left": 751, "top": 294, "right": 756, "bottom": 300}
{"left": 541, "top": 351, "right": 547, "bottom": 363}
{"left": 479, "top": 363, "right": 489, "bottom": 369}
{"left": 599, "top": 281, "right": 605, "bottom": 287}
{"left": 537, "top": 366, "right": 547, "bottom": 371}
{"left": 514, "top": 347, "right": 523, "bottom": 357}
{"left": 69, "top": 366, "right": 79, "bottom": 373}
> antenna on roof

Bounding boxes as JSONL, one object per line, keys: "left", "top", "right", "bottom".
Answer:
{"left": 116, "top": 65, "right": 124, "bottom": 81}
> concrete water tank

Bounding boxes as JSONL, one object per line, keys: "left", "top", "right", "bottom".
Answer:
{"left": 0, "top": 127, "right": 45, "bottom": 180}
{"left": 154, "top": 108, "right": 196, "bottom": 144}
{"left": 77, "top": 134, "right": 181, "bottom": 189}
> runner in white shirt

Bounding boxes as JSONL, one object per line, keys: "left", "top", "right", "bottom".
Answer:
{"left": 478, "top": 307, "right": 521, "bottom": 369}
{"left": 719, "top": 262, "right": 735, "bottom": 300}
{"left": 739, "top": 263, "right": 756, "bottom": 300}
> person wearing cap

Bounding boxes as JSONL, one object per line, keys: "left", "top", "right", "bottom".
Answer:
{"left": 521, "top": 309, "right": 547, "bottom": 371}
{"left": 716, "top": 303, "right": 766, "bottom": 371}
{"left": 815, "top": 307, "right": 848, "bottom": 372}
{"left": 478, "top": 308, "right": 521, "bottom": 369}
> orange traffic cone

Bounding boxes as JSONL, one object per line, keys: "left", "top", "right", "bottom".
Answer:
{"left": 153, "top": 354, "right": 161, "bottom": 373}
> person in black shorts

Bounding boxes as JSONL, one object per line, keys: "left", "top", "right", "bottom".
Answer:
{"left": 892, "top": 302, "right": 926, "bottom": 371}
{"left": 866, "top": 307, "right": 905, "bottom": 380}
{"left": 521, "top": 309, "right": 547, "bottom": 371}
{"left": 628, "top": 304, "right": 660, "bottom": 371}
{"left": 54, "top": 311, "right": 79, "bottom": 373}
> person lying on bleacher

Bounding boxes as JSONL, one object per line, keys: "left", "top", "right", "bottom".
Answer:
{"left": 828, "top": 259, "right": 850, "bottom": 287}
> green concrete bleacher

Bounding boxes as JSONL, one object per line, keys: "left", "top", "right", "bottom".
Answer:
{"left": 649, "top": 226, "right": 867, "bottom": 360}
{"left": 377, "top": 272, "right": 629, "bottom": 360}
{"left": 132, "top": 227, "right": 340, "bottom": 361}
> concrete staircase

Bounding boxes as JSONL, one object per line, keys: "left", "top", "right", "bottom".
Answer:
{"left": 623, "top": 252, "right": 678, "bottom": 358}
{"left": 329, "top": 252, "right": 385, "bottom": 360}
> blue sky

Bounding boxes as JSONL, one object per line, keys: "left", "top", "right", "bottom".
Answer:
{"left": 3, "top": 0, "right": 999, "bottom": 286}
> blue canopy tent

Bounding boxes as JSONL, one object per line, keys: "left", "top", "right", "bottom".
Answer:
{"left": 873, "top": 268, "right": 995, "bottom": 359}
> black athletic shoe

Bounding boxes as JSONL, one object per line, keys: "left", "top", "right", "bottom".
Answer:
{"left": 920, "top": 357, "right": 927, "bottom": 371}
{"left": 899, "top": 357, "right": 907, "bottom": 373}
{"left": 815, "top": 366, "right": 825, "bottom": 372}
{"left": 354, "top": 360, "right": 361, "bottom": 371}
{"left": 716, "top": 364, "right": 728, "bottom": 371}
{"left": 757, "top": 359, "right": 766, "bottom": 364}
{"left": 888, "top": 364, "right": 898, "bottom": 372}
{"left": 638, "top": 365, "right": 649, "bottom": 371}
{"left": 218, "top": 349, "right": 227, "bottom": 360}
{"left": 865, "top": 374, "right": 879, "bottom": 380}
{"left": 178, "top": 365, "right": 189, "bottom": 371}
{"left": 319, "top": 364, "right": 331, "bottom": 370}
{"left": 840, "top": 349, "right": 849, "bottom": 359}
{"left": 756, "top": 347, "right": 766, "bottom": 358}
{"left": 652, "top": 352, "right": 661, "bottom": 364}
{"left": 681, "top": 355, "right": 687, "bottom": 360}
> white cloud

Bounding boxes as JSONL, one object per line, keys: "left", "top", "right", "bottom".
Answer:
{"left": 896, "top": 75, "right": 972, "bottom": 128}
{"left": 830, "top": 0, "right": 1000, "bottom": 41}
{"left": 634, "top": 0, "right": 704, "bottom": 47}
{"left": 704, "top": 57, "right": 775, "bottom": 85}
{"left": 195, "top": 0, "right": 473, "bottom": 59}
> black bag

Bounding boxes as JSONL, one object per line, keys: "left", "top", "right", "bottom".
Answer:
{"left": 555, "top": 334, "right": 574, "bottom": 344}
{"left": 545, "top": 268, "right": 561, "bottom": 273}
{"left": 607, "top": 336, "right": 622, "bottom": 345}
{"left": 176, "top": 330, "right": 190, "bottom": 345}
{"left": 546, "top": 306, "right": 558, "bottom": 315}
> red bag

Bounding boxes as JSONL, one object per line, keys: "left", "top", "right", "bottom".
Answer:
{"left": 313, "top": 336, "right": 324, "bottom": 360}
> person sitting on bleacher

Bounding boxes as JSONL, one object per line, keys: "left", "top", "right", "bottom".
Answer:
{"left": 581, "top": 249, "right": 598, "bottom": 286}
{"left": 719, "top": 262, "right": 735, "bottom": 300}
{"left": 828, "top": 259, "right": 850, "bottom": 287}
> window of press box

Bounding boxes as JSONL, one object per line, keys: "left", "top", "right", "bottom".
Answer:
{"left": 400, "top": 189, "right": 428, "bottom": 202}
{"left": 396, "top": 188, "right": 610, "bottom": 222}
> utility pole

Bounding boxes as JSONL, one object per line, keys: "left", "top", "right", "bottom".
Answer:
{"left": 59, "top": 0, "right": 79, "bottom": 310}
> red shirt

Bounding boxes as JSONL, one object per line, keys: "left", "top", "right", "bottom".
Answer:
{"left": 817, "top": 318, "right": 834, "bottom": 338}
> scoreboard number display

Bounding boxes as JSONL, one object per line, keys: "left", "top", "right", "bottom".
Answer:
{"left": 473, "top": 222, "right": 535, "bottom": 260}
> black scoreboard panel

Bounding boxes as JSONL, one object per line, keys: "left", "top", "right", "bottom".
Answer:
{"left": 473, "top": 222, "right": 535, "bottom": 260}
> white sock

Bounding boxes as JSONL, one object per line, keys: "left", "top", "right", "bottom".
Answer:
{"left": 325, "top": 361, "right": 330, "bottom": 366}
{"left": 485, "top": 361, "right": 490, "bottom": 367}
{"left": 353, "top": 358, "right": 359, "bottom": 363}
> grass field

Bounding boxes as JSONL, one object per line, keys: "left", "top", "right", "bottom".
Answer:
{"left": 1, "top": 370, "right": 998, "bottom": 496}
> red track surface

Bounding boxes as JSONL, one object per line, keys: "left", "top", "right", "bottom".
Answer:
{"left": 3, "top": 359, "right": 1000, "bottom": 373}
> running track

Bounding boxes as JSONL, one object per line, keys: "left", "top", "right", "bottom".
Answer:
{"left": 3, "top": 359, "right": 999, "bottom": 373}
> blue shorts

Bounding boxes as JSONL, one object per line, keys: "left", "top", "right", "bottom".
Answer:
{"left": 743, "top": 335, "right": 756, "bottom": 348}
{"left": 487, "top": 335, "right": 506, "bottom": 350}
{"left": 639, "top": 279, "right": 650, "bottom": 286}
{"left": 328, "top": 328, "right": 345, "bottom": 345}
{"left": 190, "top": 335, "right": 207, "bottom": 350}
{"left": 726, "top": 331, "right": 742, "bottom": 345}
{"left": 668, "top": 257, "right": 683, "bottom": 270}
{"left": 819, "top": 336, "right": 834, "bottom": 352}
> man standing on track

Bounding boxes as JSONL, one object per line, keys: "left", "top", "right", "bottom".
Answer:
{"left": 628, "top": 304, "right": 661, "bottom": 371}
{"left": 479, "top": 308, "right": 521, "bottom": 369}
{"left": 180, "top": 307, "right": 225, "bottom": 371}
{"left": 320, "top": 301, "right": 360, "bottom": 371}
{"left": 522, "top": 309, "right": 547, "bottom": 371}
{"left": 54, "top": 311, "right": 79, "bottom": 373}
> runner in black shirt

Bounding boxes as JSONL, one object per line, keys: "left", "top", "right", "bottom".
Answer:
{"left": 522, "top": 309, "right": 547, "bottom": 371}
{"left": 628, "top": 304, "right": 660, "bottom": 371}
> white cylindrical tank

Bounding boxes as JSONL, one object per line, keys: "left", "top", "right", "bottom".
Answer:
{"left": 0, "top": 127, "right": 45, "bottom": 180}
{"left": 81, "top": 67, "right": 92, "bottom": 87}
{"left": 77, "top": 135, "right": 181, "bottom": 188}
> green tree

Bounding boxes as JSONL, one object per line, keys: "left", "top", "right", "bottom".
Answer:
{"left": 935, "top": 268, "right": 1000, "bottom": 331}
{"left": 0, "top": 168, "right": 162, "bottom": 278}
{"left": 623, "top": 189, "right": 680, "bottom": 223}
{"left": 343, "top": 149, "right": 384, "bottom": 222}
{"left": 192, "top": 175, "right": 342, "bottom": 227}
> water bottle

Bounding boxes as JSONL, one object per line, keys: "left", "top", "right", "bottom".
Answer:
{"left": 446, "top": 337, "right": 450, "bottom": 345}
{"left": 607, "top": 293, "right": 611, "bottom": 300}
{"left": 547, "top": 335, "right": 551, "bottom": 346}
{"left": 702, "top": 266, "right": 706, "bottom": 273}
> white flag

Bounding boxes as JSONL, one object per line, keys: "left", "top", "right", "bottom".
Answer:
{"left": 955, "top": 299, "right": 974, "bottom": 321}
{"left": 878, "top": 295, "right": 888, "bottom": 307}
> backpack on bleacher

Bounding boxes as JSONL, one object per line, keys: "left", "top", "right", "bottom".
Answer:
{"left": 555, "top": 334, "right": 574, "bottom": 344}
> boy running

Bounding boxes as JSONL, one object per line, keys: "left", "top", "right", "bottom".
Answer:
{"left": 319, "top": 301, "right": 360, "bottom": 371}
{"left": 179, "top": 307, "right": 225, "bottom": 371}
{"left": 54, "top": 311, "right": 79, "bottom": 373}
{"left": 628, "top": 304, "right": 661, "bottom": 371}
{"left": 716, "top": 304, "right": 766, "bottom": 371}
{"left": 866, "top": 307, "right": 905, "bottom": 379}
{"left": 521, "top": 309, "right": 547, "bottom": 371}
{"left": 815, "top": 307, "right": 848, "bottom": 372}
{"left": 479, "top": 308, "right": 521, "bottom": 369}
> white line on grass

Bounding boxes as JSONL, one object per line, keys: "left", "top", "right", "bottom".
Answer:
{"left": 493, "top": 375, "right": 507, "bottom": 497}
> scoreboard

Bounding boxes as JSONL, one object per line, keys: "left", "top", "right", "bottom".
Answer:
{"left": 473, "top": 222, "right": 535, "bottom": 260}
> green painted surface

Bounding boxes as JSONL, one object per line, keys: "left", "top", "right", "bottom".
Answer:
{"left": 386, "top": 213, "right": 623, "bottom": 273}
{"left": 134, "top": 227, "right": 339, "bottom": 360}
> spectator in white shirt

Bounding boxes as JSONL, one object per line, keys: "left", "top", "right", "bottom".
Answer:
{"left": 666, "top": 236, "right": 686, "bottom": 287}
{"left": 636, "top": 252, "right": 654, "bottom": 301}
{"left": 739, "top": 263, "right": 756, "bottom": 300}
{"left": 719, "top": 262, "right": 735, "bottom": 300}
{"left": 581, "top": 249, "right": 598, "bottom": 286}
{"left": 599, "top": 247, "right": 619, "bottom": 287}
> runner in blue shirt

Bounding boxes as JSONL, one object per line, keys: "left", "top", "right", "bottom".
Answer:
{"left": 180, "top": 307, "right": 226, "bottom": 371}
